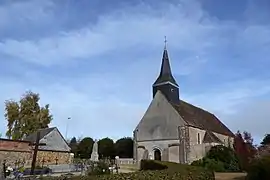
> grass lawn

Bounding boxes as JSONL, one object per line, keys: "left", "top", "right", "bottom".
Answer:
{"left": 215, "top": 172, "right": 246, "bottom": 180}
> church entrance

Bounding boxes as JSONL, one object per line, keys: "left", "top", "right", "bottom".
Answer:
{"left": 154, "top": 149, "right": 161, "bottom": 161}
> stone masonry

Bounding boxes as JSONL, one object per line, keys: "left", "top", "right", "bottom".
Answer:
{"left": 0, "top": 138, "right": 71, "bottom": 168}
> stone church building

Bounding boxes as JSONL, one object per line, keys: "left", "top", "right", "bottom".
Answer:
{"left": 133, "top": 46, "right": 235, "bottom": 164}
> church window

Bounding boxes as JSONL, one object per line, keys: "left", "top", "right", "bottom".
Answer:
{"left": 197, "top": 133, "right": 200, "bottom": 144}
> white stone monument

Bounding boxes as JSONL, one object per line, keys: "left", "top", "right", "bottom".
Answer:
{"left": 90, "top": 140, "right": 99, "bottom": 162}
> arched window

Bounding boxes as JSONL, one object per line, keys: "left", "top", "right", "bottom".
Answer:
{"left": 197, "top": 133, "right": 200, "bottom": 144}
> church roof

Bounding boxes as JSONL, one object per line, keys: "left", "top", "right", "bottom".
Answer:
{"left": 203, "top": 131, "right": 223, "bottom": 143}
{"left": 172, "top": 100, "right": 234, "bottom": 137}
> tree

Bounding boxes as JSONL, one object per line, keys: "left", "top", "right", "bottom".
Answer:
{"left": 234, "top": 131, "right": 257, "bottom": 171}
{"left": 98, "top": 138, "right": 115, "bottom": 159}
{"left": 115, "top": 137, "right": 133, "bottom": 158}
{"left": 5, "top": 91, "right": 53, "bottom": 140}
{"left": 77, "top": 137, "right": 94, "bottom": 159}
{"left": 69, "top": 137, "right": 78, "bottom": 157}
{"left": 261, "top": 134, "right": 270, "bottom": 146}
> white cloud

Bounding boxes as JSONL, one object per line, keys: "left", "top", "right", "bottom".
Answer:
{"left": 0, "top": 1, "right": 218, "bottom": 66}
{"left": 0, "top": 0, "right": 54, "bottom": 29}
{"left": 0, "top": 0, "right": 269, "bottom": 143}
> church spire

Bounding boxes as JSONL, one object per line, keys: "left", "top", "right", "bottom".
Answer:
{"left": 152, "top": 37, "right": 179, "bottom": 104}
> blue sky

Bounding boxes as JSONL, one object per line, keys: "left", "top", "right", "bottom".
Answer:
{"left": 0, "top": 0, "right": 269, "bottom": 144}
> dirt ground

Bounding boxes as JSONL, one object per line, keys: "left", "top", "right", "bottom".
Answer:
{"left": 215, "top": 172, "right": 246, "bottom": 180}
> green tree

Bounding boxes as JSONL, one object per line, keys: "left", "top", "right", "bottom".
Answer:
{"left": 261, "top": 134, "right": 270, "bottom": 146}
{"left": 98, "top": 138, "right": 115, "bottom": 159}
{"left": 69, "top": 137, "right": 78, "bottom": 157}
{"left": 115, "top": 137, "right": 133, "bottom": 158}
{"left": 77, "top": 137, "right": 94, "bottom": 159}
{"left": 206, "top": 145, "right": 240, "bottom": 171}
{"left": 5, "top": 91, "right": 53, "bottom": 140}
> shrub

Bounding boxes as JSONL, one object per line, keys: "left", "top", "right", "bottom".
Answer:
{"left": 39, "top": 160, "right": 214, "bottom": 180}
{"left": 191, "top": 145, "right": 241, "bottom": 172}
{"left": 87, "top": 161, "right": 110, "bottom": 176}
{"left": 206, "top": 145, "right": 239, "bottom": 166}
{"left": 203, "top": 158, "right": 225, "bottom": 172}
{"left": 191, "top": 158, "right": 204, "bottom": 166}
{"left": 192, "top": 157, "right": 225, "bottom": 172}
{"left": 246, "top": 155, "right": 270, "bottom": 180}
{"left": 140, "top": 160, "right": 167, "bottom": 170}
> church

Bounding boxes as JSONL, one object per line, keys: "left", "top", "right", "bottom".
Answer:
{"left": 133, "top": 44, "right": 235, "bottom": 164}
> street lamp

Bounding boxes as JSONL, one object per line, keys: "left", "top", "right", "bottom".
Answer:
{"left": 65, "top": 117, "right": 71, "bottom": 140}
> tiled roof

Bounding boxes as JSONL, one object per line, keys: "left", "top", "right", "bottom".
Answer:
{"left": 172, "top": 100, "right": 234, "bottom": 137}
{"left": 24, "top": 127, "right": 56, "bottom": 142}
{"left": 203, "top": 131, "right": 223, "bottom": 143}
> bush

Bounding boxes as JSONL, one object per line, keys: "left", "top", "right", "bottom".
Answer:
{"left": 191, "top": 145, "right": 241, "bottom": 172}
{"left": 39, "top": 160, "right": 214, "bottom": 180}
{"left": 192, "top": 158, "right": 225, "bottom": 172}
{"left": 140, "top": 160, "right": 167, "bottom": 170}
{"left": 246, "top": 155, "right": 270, "bottom": 180}
{"left": 87, "top": 161, "right": 110, "bottom": 176}
{"left": 203, "top": 158, "right": 225, "bottom": 172}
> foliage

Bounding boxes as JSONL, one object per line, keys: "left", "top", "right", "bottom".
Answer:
{"left": 234, "top": 131, "right": 257, "bottom": 171}
{"left": 191, "top": 145, "right": 240, "bottom": 172}
{"left": 28, "top": 160, "right": 214, "bottom": 180}
{"left": 191, "top": 158, "right": 225, "bottom": 172}
{"left": 114, "top": 137, "right": 133, "bottom": 158}
{"left": 77, "top": 137, "right": 94, "bottom": 159}
{"left": 69, "top": 137, "right": 78, "bottom": 157}
{"left": 87, "top": 160, "right": 110, "bottom": 176}
{"left": 246, "top": 155, "right": 270, "bottom": 180}
{"left": 261, "top": 134, "right": 270, "bottom": 145}
{"left": 140, "top": 160, "right": 167, "bottom": 170}
{"left": 98, "top": 138, "right": 115, "bottom": 159}
{"left": 5, "top": 91, "right": 53, "bottom": 140}
{"left": 206, "top": 145, "right": 240, "bottom": 171}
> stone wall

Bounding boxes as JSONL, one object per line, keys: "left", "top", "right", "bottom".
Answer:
{"left": 0, "top": 151, "right": 32, "bottom": 167}
{"left": 36, "top": 151, "right": 72, "bottom": 166}
{"left": 0, "top": 138, "right": 32, "bottom": 167}
{"left": 0, "top": 150, "right": 72, "bottom": 168}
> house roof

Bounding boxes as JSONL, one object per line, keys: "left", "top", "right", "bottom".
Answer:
{"left": 203, "top": 131, "right": 223, "bottom": 143}
{"left": 172, "top": 100, "right": 234, "bottom": 137}
{"left": 24, "top": 127, "right": 56, "bottom": 142}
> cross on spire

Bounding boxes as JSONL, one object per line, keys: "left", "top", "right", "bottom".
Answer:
{"left": 164, "top": 36, "right": 167, "bottom": 50}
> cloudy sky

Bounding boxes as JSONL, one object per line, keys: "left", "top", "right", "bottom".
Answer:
{"left": 0, "top": 0, "right": 269, "bottom": 144}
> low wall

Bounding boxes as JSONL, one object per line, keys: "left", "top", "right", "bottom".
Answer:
{"left": 117, "top": 158, "right": 136, "bottom": 165}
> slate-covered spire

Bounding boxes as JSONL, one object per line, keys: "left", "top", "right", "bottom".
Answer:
{"left": 152, "top": 37, "right": 179, "bottom": 104}
{"left": 154, "top": 48, "right": 178, "bottom": 86}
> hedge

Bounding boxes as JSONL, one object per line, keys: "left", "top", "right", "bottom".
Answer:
{"left": 25, "top": 160, "right": 215, "bottom": 180}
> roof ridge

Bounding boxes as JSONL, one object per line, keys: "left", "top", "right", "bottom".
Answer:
{"left": 171, "top": 100, "right": 234, "bottom": 137}
{"left": 180, "top": 100, "right": 214, "bottom": 115}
